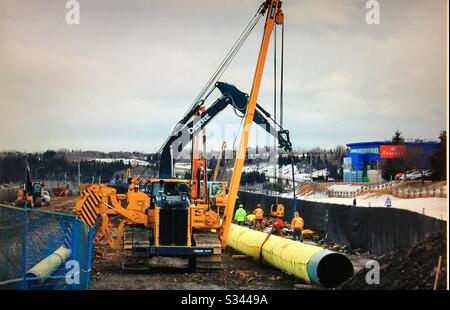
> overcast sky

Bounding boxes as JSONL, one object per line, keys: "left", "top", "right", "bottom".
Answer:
{"left": 0, "top": 0, "right": 447, "bottom": 153}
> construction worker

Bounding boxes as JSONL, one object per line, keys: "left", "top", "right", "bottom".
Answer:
{"left": 291, "top": 211, "right": 304, "bottom": 242}
{"left": 234, "top": 204, "right": 247, "bottom": 226}
{"left": 384, "top": 196, "right": 392, "bottom": 208}
{"left": 253, "top": 204, "right": 264, "bottom": 231}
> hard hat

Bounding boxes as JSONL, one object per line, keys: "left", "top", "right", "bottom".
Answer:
{"left": 256, "top": 203, "right": 262, "bottom": 208}
{"left": 238, "top": 204, "right": 244, "bottom": 208}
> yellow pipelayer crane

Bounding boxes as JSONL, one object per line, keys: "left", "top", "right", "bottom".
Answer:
{"left": 75, "top": 0, "right": 287, "bottom": 272}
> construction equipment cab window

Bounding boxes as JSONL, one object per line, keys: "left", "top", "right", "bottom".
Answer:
{"left": 148, "top": 181, "right": 191, "bottom": 197}
{"left": 209, "top": 182, "right": 224, "bottom": 196}
{"left": 148, "top": 180, "right": 191, "bottom": 207}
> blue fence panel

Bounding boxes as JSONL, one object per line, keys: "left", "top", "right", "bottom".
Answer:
{"left": 0, "top": 204, "right": 94, "bottom": 290}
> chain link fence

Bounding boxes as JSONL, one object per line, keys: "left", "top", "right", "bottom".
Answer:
{"left": 0, "top": 204, "right": 93, "bottom": 290}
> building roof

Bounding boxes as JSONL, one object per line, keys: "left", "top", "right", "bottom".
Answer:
{"left": 346, "top": 140, "right": 439, "bottom": 149}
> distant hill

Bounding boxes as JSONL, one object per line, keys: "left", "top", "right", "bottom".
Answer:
{"left": 0, "top": 150, "right": 154, "bottom": 184}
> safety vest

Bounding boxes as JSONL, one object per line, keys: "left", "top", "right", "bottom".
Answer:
{"left": 291, "top": 216, "right": 304, "bottom": 229}
{"left": 253, "top": 208, "right": 264, "bottom": 220}
{"left": 234, "top": 208, "right": 247, "bottom": 222}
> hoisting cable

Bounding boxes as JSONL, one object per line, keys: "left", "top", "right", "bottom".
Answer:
{"left": 157, "top": 6, "right": 263, "bottom": 155}
{"left": 280, "top": 22, "right": 297, "bottom": 216}
{"left": 137, "top": 3, "right": 268, "bottom": 182}
{"left": 273, "top": 25, "right": 278, "bottom": 204}
{"left": 227, "top": 113, "right": 246, "bottom": 185}
{"left": 178, "top": 4, "right": 265, "bottom": 127}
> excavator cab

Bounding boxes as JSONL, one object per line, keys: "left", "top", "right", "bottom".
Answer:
{"left": 206, "top": 181, "right": 227, "bottom": 211}
{"left": 207, "top": 181, "right": 226, "bottom": 197}
{"left": 32, "top": 182, "right": 43, "bottom": 197}
{"left": 151, "top": 180, "right": 191, "bottom": 208}
{"left": 147, "top": 179, "right": 191, "bottom": 207}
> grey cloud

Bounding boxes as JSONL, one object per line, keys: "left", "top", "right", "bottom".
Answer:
{"left": 0, "top": 0, "right": 447, "bottom": 152}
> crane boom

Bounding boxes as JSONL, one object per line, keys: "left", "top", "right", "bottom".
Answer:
{"left": 220, "top": 0, "right": 284, "bottom": 246}
{"left": 158, "top": 82, "right": 291, "bottom": 178}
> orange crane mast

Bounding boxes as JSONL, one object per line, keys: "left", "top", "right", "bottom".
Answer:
{"left": 220, "top": 0, "right": 284, "bottom": 246}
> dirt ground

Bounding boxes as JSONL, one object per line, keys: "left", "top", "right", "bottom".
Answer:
{"left": 339, "top": 232, "right": 447, "bottom": 290}
{"left": 90, "top": 242, "right": 306, "bottom": 290}
{"left": 41, "top": 195, "right": 445, "bottom": 290}
{"left": 40, "top": 196, "right": 321, "bottom": 290}
{"left": 41, "top": 196, "right": 77, "bottom": 213}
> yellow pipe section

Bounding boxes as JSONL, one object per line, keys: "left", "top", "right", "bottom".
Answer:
{"left": 227, "top": 224, "right": 354, "bottom": 287}
{"left": 26, "top": 246, "right": 71, "bottom": 285}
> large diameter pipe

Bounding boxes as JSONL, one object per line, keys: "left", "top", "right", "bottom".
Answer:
{"left": 26, "top": 246, "right": 72, "bottom": 285}
{"left": 227, "top": 224, "right": 354, "bottom": 288}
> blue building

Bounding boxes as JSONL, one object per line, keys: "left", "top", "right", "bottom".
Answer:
{"left": 343, "top": 140, "right": 439, "bottom": 183}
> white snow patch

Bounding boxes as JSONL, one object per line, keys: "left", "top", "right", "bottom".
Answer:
{"left": 94, "top": 158, "right": 149, "bottom": 166}
{"left": 301, "top": 193, "right": 447, "bottom": 221}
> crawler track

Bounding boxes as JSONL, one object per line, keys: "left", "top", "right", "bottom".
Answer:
{"left": 122, "top": 225, "right": 150, "bottom": 272}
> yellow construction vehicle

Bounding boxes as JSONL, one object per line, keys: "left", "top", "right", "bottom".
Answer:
{"left": 16, "top": 162, "right": 48, "bottom": 208}
{"left": 75, "top": 0, "right": 287, "bottom": 272}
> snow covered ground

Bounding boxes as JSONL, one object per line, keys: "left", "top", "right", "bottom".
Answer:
{"left": 243, "top": 163, "right": 327, "bottom": 182}
{"left": 94, "top": 158, "right": 149, "bottom": 166}
{"left": 327, "top": 184, "right": 363, "bottom": 193}
{"left": 174, "top": 162, "right": 326, "bottom": 182}
{"left": 174, "top": 162, "right": 191, "bottom": 171}
{"left": 300, "top": 193, "right": 447, "bottom": 221}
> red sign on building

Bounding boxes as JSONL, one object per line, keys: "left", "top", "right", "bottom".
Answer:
{"left": 380, "top": 145, "right": 408, "bottom": 158}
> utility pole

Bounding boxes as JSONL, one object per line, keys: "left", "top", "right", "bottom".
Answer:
{"left": 309, "top": 152, "right": 312, "bottom": 175}
{"left": 77, "top": 161, "right": 81, "bottom": 192}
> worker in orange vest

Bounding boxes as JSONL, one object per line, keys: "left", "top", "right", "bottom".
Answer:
{"left": 253, "top": 204, "right": 264, "bottom": 231}
{"left": 291, "top": 211, "right": 304, "bottom": 242}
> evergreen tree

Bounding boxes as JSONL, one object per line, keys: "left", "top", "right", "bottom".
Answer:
{"left": 430, "top": 131, "right": 446, "bottom": 181}
{"left": 392, "top": 130, "right": 405, "bottom": 144}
